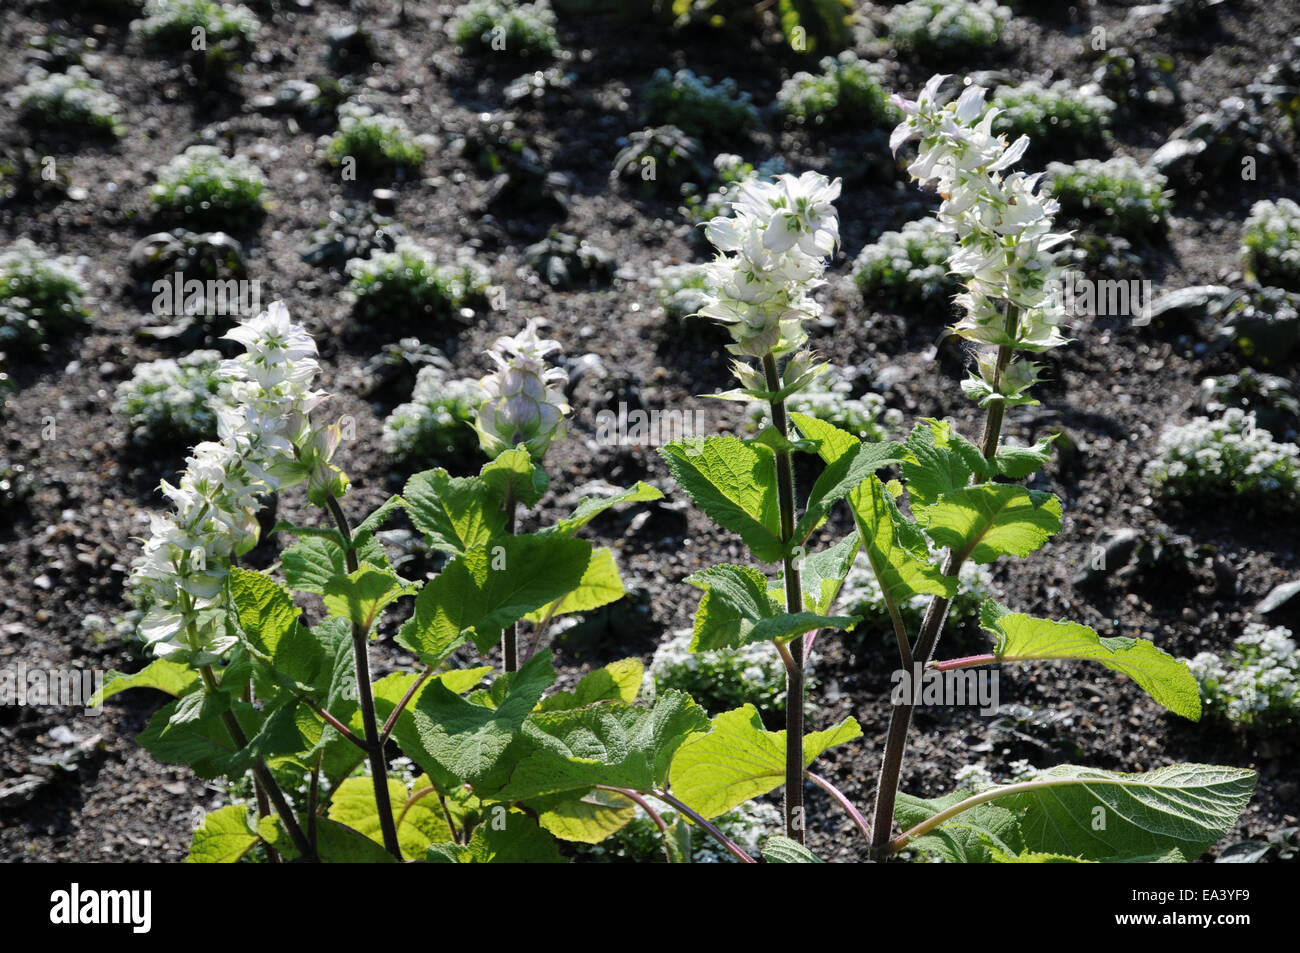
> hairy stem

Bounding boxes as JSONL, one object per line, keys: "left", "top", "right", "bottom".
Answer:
{"left": 596, "top": 785, "right": 675, "bottom": 863}
{"left": 763, "top": 352, "right": 806, "bottom": 844}
{"left": 807, "top": 771, "right": 871, "bottom": 843}
{"left": 652, "top": 789, "right": 757, "bottom": 864}
{"left": 869, "top": 303, "right": 1020, "bottom": 860}
{"left": 324, "top": 493, "right": 403, "bottom": 861}
{"left": 501, "top": 483, "right": 519, "bottom": 673}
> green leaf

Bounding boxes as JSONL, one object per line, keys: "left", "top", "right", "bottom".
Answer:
{"left": 228, "top": 567, "right": 300, "bottom": 658}
{"left": 90, "top": 659, "right": 198, "bottom": 707}
{"left": 321, "top": 565, "right": 411, "bottom": 634}
{"left": 523, "top": 547, "right": 626, "bottom": 623}
{"left": 955, "top": 764, "right": 1255, "bottom": 862}
{"left": 327, "top": 775, "right": 452, "bottom": 860}
{"left": 793, "top": 438, "right": 904, "bottom": 545}
{"left": 850, "top": 475, "right": 957, "bottom": 607}
{"left": 355, "top": 494, "right": 405, "bottom": 534}
{"left": 923, "top": 484, "right": 1062, "bottom": 564}
{"left": 428, "top": 812, "right": 565, "bottom": 863}
{"left": 408, "top": 650, "right": 556, "bottom": 784}
{"left": 790, "top": 412, "right": 858, "bottom": 466}
{"left": 186, "top": 806, "right": 260, "bottom": 863}
{"left": 535, "top": 658, "right": 644, "bottom": 712}
{"left": 397, "top": 535, "right": 592, "bottom": 659}
{"left": 536, "top": 789, "right": 638, "bottom": 844}
{"left": 281, "top": 535, "right": 389, "bottom": 594}
{"left": 481, "top": 448, "right": 549, "bottom": 507}
{"left": 895, "top": 789, "right": 1025, "bottom": 863}
{"left": 491, "top": 692, "right": 711, "bottom": 800}
{"left": 660, "top": 437, "right": 784, "bottom": 563}
{"left": 260, "top": 815, "right": 398, "bottom": 863}
{"left": 137, "top": 694, "right": 263, "bottom": 779}
{"left": 545, "top": 481, "right": 664, "bottom": 537}
{"left": 995, "top": 435, "right": 1056, "bottom": 479}
{"left": 762, "top": 835, "right": 825, "bottom": 863}
{"left": 980, "top": 603, "right": 1202, "bottom": 720}
{"left": 900, "top": 418, "right": 991, "bottom": 520}
{"left": 669, "top": 705, "right": 861, "bottom": 818}
{"left": 687, "top": 564, "right": 854, "bottom": 649}
{"left": 796, "top": 532, "right": 861, "bottom": 615}
{"left": 403, "top": 468, "right": 505, "bottom": 555}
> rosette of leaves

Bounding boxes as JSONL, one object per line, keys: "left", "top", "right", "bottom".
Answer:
{"left": 447, "top": 0, "right": 561, "bottom": 59}
{"left": 11, "top": 66, "right": 124, "bottom": 137}
{"left": 1242, "top": 198, "right": 1300, "bottom": 291}
{"left": 641, "top": 68, "right": 758, "bottom": 142}
{"left": 382, "top": 364, "right": 485, "bottom": 469}
{"left": 1046, "top": 156, "right": 1171, "bottom": 241}
{"left": 112, "top": 350, "right": 229, "bottom": 448}
{"left": 149, "top": 146, "right": 269, "bottom": 233}
{"left": 347, "top": 239, "right": 493, "bottom": 328}
{"left": 130, "top": 229, "right": 246, "bottom": 283}
{"left": 0, "top": 239, "right": 90, "bottom": 354}
{"left": 1152, "top": 97, "right": 1290, "bottom": 187}
{"left": 777, "top": 52, "right": 897, "bottom": 131}
{"left": 301, "top": 206, "right": 402, "bottom": 273}
{"left": 457, "top": 115, "right": 568, "bottom": 216}
{"left": 885, "top": 0, "right": 1010, "bottom": 59}
{"left": 524, "top": 231, "right": 615, "bottom": 289}
{"left": 853, "top": 217, "right": 957, "bottom": 316}
{"left": 612, "top": 125, "right": 705, "bottom": 198}
{"left": 325, "top": 102, "right": 427, "bottom": 176}
{"left": 1146, "top": 407, "right": 1300, "bottom": 514}
{"left": 991, "top": 80, "right": 1115, "bottom": 162}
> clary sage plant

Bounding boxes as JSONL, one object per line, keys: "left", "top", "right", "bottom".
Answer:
{"left": 102, "top": 73, "right": 1256, "bottom": 864}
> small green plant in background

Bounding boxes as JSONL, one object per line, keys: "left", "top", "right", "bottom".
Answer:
{"left": 1146, "top": 407, "right": 1300, "bottom": 513}
{"left": 642, "top": 68, "right": 759, "bottom": 141}
{"left": 347, "top": 239, "right": 493, "bottom": 326}
{"left": 613, "top": 126, "right": 704, "bottom": 198}
{"left": 382, "top": 363, "right": 485, "bottom": 469}
{"left": 885, "top": 0, "right": 1010, "bottom": 58}
{"left": 746, "top": 366, "right": 902, "bottom": 442}
{"left": 524, "top": 231, "right": 615, "bottom": 289}
{"left": 149, "top": 146, "right": 269, "bottom": 232}
{"left": 1046, "top": 156, "right": 1171, "bottom": 241}
{"left": 0, "top": 239, "right": 90, "bottom": 353}
{"left": 133, "top": 0, "right": 260, "bottom": 64}
{"left": 1190, "top": 624, "right": 1299, "bottom": 732}
{"left": 11, "top": 66, "right": 124, "bottom": 137}
{"left": 991, "top": 80, "right": 1115, "bottom": 160}
{"left": 651, "top": 262, "right": 711, "bottom": 322}
{"left": 648, "top": 629, "right": 803, "bottom": 718}
{"left": 112, "top": 350, "right": 229, "bottom": 449}
{"left": 777, "top": 51, "right": 897, "bottom": 131}
{"left": 325, "top": 102, "right": 428, "bottom": 174}
{"left": 447, "top": 0, "right": 561, "bottom": 58}
{"left": 1242, "top": 198, "right": 1300, "bottom": 291}
{"left": 853, "top": 217, "right": 957, "bottom": 316}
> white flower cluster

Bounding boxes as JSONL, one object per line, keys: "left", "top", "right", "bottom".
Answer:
{"left": 382, "top": 363, "right": 484, "bottom": 464}
{"left": 647, "top": 628, "right": 806, "bottom": 715}
{"left": 1146, "top": 407, "right": 1300, "bottom": 507}
{"left": 890, "top": 75, "right": 1071, "bottom": 401}
{"left": 12, "top": 66, "right": 123, "bottom": 134}
{"left": 840, "top": 553, "right": 993, "bottom": 640}
{"left": 1242, "top": 197, "right": 1300, "bottom": 287}
{"left": 113, "top": 350, "right": 230, "bottom": 447}
{"left": 474, "top": 322, "right": 569, "bottom": 461}
{"left": 1189, "top": 623, "right": 1299, "bottom": 730}
{"left": 130, "top": 303, "right": 335, "bottom": 661}
{"left": 699, "top": 171, "right": 842, "bottom": 360}
{"left": 885, "top": 0, "right": 1010, "bottom": 55}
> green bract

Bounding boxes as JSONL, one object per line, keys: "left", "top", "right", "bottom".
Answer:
{"left": 149, "top": 146, "right": 269, "bottom": 232}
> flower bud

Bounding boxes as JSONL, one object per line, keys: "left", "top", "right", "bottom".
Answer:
{"left": 474, "top": 322, "right": 570, "bottom": 461}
